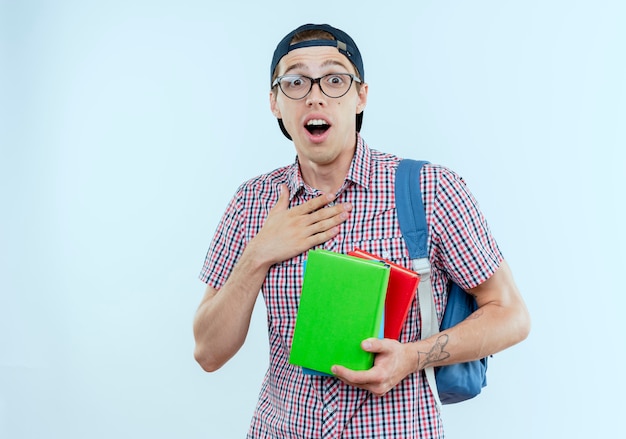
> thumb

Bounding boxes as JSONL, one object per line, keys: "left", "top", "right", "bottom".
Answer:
{"left": 362, "top": 338, "right": 385, "bottom": 353}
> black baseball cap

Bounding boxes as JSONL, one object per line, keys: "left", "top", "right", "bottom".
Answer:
{"left": 270, "top": 24, "right": 365, "bottom": 140}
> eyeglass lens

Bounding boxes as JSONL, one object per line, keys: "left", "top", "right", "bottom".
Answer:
{"left": 277, "top": 74, "right": 355, "bottom": 100}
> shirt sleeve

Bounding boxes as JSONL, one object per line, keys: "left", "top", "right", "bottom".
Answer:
{"left": 426, "top": 165, "right": 503, "bottom": 290}
{"left": 198, "top": 188, "right": 246, "bottom": 289}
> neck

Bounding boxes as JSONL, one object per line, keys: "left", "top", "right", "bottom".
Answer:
{"left": 300, "top": 162, "right": 349, "bottom": 195}
{"left": 299, "top": 142, "right": 356, "bottom": 195}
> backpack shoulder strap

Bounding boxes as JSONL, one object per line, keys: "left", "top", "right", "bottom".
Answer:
{"left": 395, "top": 159, "right": 429, "bottom": 259}
{"left": 395, "top": 158, "right": 442, "bottom": 408}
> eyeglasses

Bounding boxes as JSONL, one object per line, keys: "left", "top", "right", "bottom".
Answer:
{"left": 272, "top": 73, "right": 361, "bottom": 100}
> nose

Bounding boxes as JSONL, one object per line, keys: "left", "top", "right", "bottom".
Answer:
{"left": 306, "top": 81, "right": 326, "bottom": 106}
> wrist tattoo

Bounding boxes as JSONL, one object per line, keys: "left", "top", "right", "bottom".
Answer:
{"left": 418, "top": 334, "right": 451, "bottom": 369}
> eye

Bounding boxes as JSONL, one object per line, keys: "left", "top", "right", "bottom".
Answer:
{"left": 324, "top": 74, "right": 347, "bottom": 88}
{"left": 282, "top": 75, "right": 307, "bottom": 89}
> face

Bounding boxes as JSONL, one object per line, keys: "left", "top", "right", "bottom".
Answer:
{"left": 270, "top": 46, "right": 368, "bottom": 168}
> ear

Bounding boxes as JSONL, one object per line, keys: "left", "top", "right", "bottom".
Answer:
{"left": 270, "top": 91, "right": 282, "bottom": 118}
{"left": 356, "top": 82, "right": 368, "bottom": 114}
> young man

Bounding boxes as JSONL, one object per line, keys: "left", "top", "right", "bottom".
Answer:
{"left": 194, "top": 24, "right": 530, "bottom": 438}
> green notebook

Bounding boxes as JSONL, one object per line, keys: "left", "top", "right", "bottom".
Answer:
{"left": 289, "top": 249, "right": 390, "bottom": 375}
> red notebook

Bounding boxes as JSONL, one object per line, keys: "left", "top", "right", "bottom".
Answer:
{"left": 348, "top": 248, "right": 420, "bottom": 340}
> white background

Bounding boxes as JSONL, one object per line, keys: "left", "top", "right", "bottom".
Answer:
{"left": 2, "top": 1, "right": 625, "bottom": 438}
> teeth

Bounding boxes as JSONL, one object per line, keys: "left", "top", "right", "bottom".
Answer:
{"left": 307, "top": 119, "right": 328, "bottom": 126}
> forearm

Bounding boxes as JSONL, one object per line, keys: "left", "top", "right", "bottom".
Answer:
{"left": 193, "top": 243, "right": 272, "bottom": 372}
{"left": 413, "top": 300, "right": 529, "bottom": 371}
{"left": 331, "top": 295, "right": 528, "bottom": 398}
{"left": 411, "top": 260, "right": 531, "bottom": 371}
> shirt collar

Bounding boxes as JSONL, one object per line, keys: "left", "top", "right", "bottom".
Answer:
{"left": 346, "top": 133, "right": 371, "bottom": 190}
{"left": 286, "top": 134, "right": 371, "bottom": 201}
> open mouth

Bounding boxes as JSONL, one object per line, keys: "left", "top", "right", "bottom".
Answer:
{"left": 305, "top": 119, "right": 331, "bottom": 136}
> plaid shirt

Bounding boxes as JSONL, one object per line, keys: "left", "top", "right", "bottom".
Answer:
{"left": 200, "top": 135, "right": 502, "bottom": 438}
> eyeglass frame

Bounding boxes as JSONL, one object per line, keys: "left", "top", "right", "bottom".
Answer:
{"left": 272, "top": 73, "right": 362, "bottom": 100}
